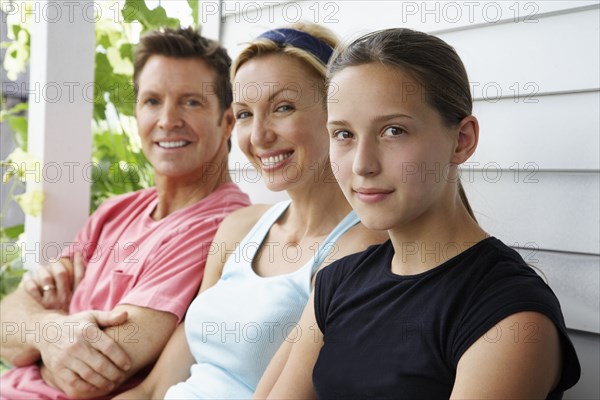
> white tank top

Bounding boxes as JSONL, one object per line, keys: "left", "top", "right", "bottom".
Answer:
{"left": 164, "top": 200, "right": 359, "bottom": 399}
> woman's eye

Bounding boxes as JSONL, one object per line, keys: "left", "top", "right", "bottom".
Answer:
{"left": 332, "top": 130, "right": 353, "bottom": 140}
{"left": 275, "top": 104, "right": 293, "bottom": 112}
{"left": 236, "top": 111, "right": 251, "bottom": 120}
{"left": 383, "top": 126, "right": 406, "bottom": 136}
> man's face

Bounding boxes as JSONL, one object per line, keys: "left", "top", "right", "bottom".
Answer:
{"left": 135, "top": 55, "right": 233, "bottom": 183}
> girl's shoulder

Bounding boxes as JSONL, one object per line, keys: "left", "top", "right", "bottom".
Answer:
{"left": 320, "top": 223, "right": 388, "bottom": 269}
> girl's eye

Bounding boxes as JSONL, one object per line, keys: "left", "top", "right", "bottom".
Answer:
{"left": 235, "top": 111, "right": 252, "bottom": 120}
{"left": 332, "top": 130, "right": 353, "bottom": 140}
{"left": 383, "top": 126, "right": 406, "bottom": 137}
{"left": 275, "top": 104, "right": 293, "bottom": 112}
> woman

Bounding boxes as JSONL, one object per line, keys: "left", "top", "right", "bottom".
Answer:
{"left": 115, "top": 23, "right": 385, "bottom": 399}
{"left": 257, "top": 28, "right": 580, "bottom": 399}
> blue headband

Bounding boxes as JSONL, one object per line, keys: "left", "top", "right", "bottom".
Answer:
{"left": 257, "top": 28, "right": 334, "bottom": 65}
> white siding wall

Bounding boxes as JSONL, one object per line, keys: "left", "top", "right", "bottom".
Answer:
{"left": 219, "top": 1, "right": 600, "bottom": 397}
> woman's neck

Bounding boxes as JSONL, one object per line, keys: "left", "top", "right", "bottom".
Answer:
{"left": 282, "top": 179, "right": 352, "bottom": 242}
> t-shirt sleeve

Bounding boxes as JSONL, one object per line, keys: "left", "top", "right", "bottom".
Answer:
{"left": 314, "top": 254, "right": 357, "bottom": 334}
{"left": 315, "top": 262, "right": 337, "bottom": 334}
{"left": 117, "top": 219, "right": 219, "bottom": 323}
{"left": 452, "top": 261, "right": 581, "bottom": 392}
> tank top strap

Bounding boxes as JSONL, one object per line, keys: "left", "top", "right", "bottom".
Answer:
{"left": 310, "top": 210, "right": 360, "bottom": 275}
{"left": 221, "top": 200, "right": 291, "bottom": 276}
{"left": 242, "top": 200, "right": 291, "bottom": 245}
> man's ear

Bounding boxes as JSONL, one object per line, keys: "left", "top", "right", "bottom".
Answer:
{"left": 219, "top": 107, "right": 236, "bottom": 141}
{"left": 451, "top": 115, "right": 479, "bottom": 165}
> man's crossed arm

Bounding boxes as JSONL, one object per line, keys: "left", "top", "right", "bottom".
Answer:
{"left": 0, "top": 256, "right": 178, "bottom": 398}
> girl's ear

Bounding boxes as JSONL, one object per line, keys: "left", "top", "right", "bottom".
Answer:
{"left": 451, "top": 115, "right": 479, "bottom": 165}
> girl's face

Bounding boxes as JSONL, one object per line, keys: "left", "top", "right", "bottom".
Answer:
{"left": 328, "top": 63, "right": 465, "bottom": 231}
{"left": 233, "top": 54, "right": 329, "bottom": 192}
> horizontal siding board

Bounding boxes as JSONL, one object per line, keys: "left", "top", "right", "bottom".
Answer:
{"left": 471, "top": 91, "right": 600, "bottom": 170}
{"left": 464, "top": 172, "right": 600, "bottom": 254}
{"left": 220, "top": 1, "right": 598, "bottom": 33}
{"left": 442, "top": 8, "right": 600, "bottom": 96}
{"left": 514, "top": 248, "right": 600, "bottom": 333}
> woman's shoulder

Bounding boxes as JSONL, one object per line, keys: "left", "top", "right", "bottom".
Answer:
{"left": 214, "top": 203, "right": 274, "bottom": 244}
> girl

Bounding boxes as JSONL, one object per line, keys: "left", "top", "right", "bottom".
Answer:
{"left": 257, "top": 28, "right": 580, "bottom": 399}
{"left": 115, "top": 23, "right": 385, "bottom": 399}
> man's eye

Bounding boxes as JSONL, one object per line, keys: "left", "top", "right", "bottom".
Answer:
{"left": 145, "top": 98, "right": 159, "bottom": 105}
{"left": 186, "top": 99, "right": 201, "bottom": 106}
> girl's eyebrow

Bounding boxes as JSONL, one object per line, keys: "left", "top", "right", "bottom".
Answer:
{"left": 328, "top": 113, "right": 414, "bottom": 127}
{"left": 371, "top": 113, "right": 414, "bottom": 123}
{"left": 327, "top": 119, "right": 349, "bottom": 127}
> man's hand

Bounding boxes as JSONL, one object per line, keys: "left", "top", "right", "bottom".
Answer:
{"left": 36, "top": 309, "right": 132, "bottom": 396}
{"left": 22, "top": 253, "right": 86, "bottom": 311}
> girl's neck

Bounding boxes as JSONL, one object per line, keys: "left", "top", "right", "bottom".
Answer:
{"left": 388, "top": 201, "right": 487, "bottom": 276}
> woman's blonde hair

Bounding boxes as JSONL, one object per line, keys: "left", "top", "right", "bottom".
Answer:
{"left": 231, "top": 22, "right": 339, "bottom": 104}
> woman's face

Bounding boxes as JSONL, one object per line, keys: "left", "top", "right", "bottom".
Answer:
{"left": 327, "top": 63, "right": 463, "bottom": 231}
{"left": 233, "top": 53, "right": 329, "bottom": 192}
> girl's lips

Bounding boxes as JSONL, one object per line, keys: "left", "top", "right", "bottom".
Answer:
{"left": 354, "top": 188, "right": 394, "bottom": 204}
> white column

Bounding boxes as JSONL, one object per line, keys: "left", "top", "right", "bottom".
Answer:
{"left": 24, "top": 0, "right": 95, "bottom": 268}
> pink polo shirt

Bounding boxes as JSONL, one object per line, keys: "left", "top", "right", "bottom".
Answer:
{"left": 1, "top": 182, "right": 250, "bottom": 399}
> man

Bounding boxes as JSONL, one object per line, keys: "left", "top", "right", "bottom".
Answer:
{"left": 0, "top": 27, "right": 250, "bottom": 399}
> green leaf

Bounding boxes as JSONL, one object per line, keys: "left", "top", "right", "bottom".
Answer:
{"left": 122, "top": 0, "right": 180, "bottom": 30}
{"left": 1, "top": 225, "right": 24, "bottom": 241}
{"left": 97, "top": 32, "right": 111, "bottom": 50}
{"left": 11, "top": 24, "right": 21, "bottom": 39}
{"left": 7, "top": 116, "right": 28, "bottom": 148}
{"left": 8, "top": 102, "right": 28, "bottom": 115}
{"left": 119, "top": 43, "right": 134, "bottom": 62}
{"left": 0, "top": 102, "right": 28, "bottom": 122}
{"left": 188, "top": 0, "right": 199, "bottom": 28}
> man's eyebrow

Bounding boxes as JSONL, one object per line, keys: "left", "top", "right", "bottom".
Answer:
{"left": 180, "top": 92, "right": 209, "bottom": 103}
{"left": 137, "top": 90, "right": 209, "bottom": 103}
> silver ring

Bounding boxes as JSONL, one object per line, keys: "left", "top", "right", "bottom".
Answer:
{"left": 42, "top": 284, "right": 55, "bottom": 292}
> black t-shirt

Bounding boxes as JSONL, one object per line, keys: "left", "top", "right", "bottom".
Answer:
{"left": 313, "top": 237, "right": 580, "bottom": 399}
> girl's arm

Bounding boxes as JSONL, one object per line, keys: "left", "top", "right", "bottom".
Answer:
{"left": 254, "top": 292, "right": 322, "bottom": 399}
{"left": 451, "top": 311, "right": 562, "bottom": 399}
